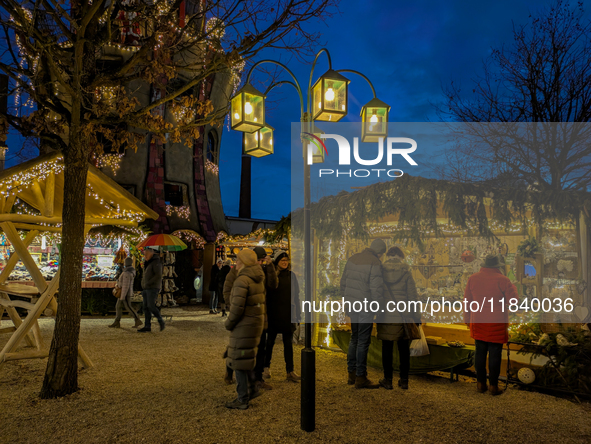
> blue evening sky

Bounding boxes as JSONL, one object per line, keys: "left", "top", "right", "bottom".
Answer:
{"left": 218, "top": 0, "right": 564, "bottom": 220}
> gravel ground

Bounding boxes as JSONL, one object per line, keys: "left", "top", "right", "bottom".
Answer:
{"left": 1, "top": 307, "right": 590, "bottom": 444}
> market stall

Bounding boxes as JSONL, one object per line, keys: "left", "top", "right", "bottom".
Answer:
{"left": 0, "top": 153, "right": 157, "bottom": 369}
{"left": 216, "top": 229, "right": 289, "bottom": 263}
{"left": 288, "top": 175, "right": 590, "bottom": 385}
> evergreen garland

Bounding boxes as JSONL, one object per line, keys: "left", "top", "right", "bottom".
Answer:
{"left": 275, "top": 175, "right": 590, "bottom": 248}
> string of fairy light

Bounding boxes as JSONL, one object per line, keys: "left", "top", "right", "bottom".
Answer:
{"left": 165, "top": 204, "right": 190, "bottom": 220}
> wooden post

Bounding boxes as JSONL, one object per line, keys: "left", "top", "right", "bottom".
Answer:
{"left": 43, "top": 173, "right": 55, "bottom": 217}
{"left": 0, "top": 271, "right": 60, "bottom": 367}
{"left": 0, "top": 292, "right": 35, "bottom": 348}
{"left": 30, "top": 180, "right": 46, "bottom": 211}
{"left": 0, "top": 222, "right": 48, "bottom": 292}
{"left": 0, "top": 230, "right": 39, "bottom": 284}
{"left": 4, "top": 194, "right": 16, "bottom": 213}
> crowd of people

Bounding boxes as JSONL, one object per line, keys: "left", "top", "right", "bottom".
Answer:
{"left": 109, "top": 237, "right": 516, "bottom": 409}
{"left": 341, "top": 239, "right": 517, "bottom": 396}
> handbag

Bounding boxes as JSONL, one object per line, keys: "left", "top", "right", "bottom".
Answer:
{"left": 403, "top": 321, "right": 421, "bottom": 341}
{"left": 384, "top": 285, "right": 421, "bottom": 340}
{"left": 112, "top": 286, "right": 122, "bottom": 298}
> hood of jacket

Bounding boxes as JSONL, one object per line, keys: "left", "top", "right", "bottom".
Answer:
{"left": 124, "top": 266, "right": 136, "bottom": 277}
{"left": 238, "top": 264, "right": 264, "bottom": 283}
{"left": 383, "top": 257, "right": 410, "bottom": 285}
{"left": 145, "top": 255, "right": 161, "bottom": 268}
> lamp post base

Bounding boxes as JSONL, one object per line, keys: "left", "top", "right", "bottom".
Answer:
{"left": 300, "top": 347, "right": 316, "bottom": 432}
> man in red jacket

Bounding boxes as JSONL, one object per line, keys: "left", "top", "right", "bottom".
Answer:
{"left": 463, "top": 255, "right": 518, "bottom": 395}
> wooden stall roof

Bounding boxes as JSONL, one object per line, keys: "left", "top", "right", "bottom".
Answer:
{"left": 0, "top": 152, "right": 158, "bottom": 227}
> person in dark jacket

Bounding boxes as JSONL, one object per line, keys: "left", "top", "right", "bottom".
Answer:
{"left": 209, "top": 259, "right": 222, "bottom": 314}
{"left": 340, "top": 239, "right": 385, "bottom": 389}
{"left": 464, "top": 255, "right": 517, "bottom": 395}
{"left": 137, "top": 247, "right": 165, "bottom": 332}
{"left": 377, "top": 246, "right": 419, "bottom": 390}
{"left": 224, "top": 249, "right": 265, "bottom": 410}
{"left": 264, "top": 252, "right": 301, "bottom": 382}
{"left": 222, "top": 263, "right": 239, "bottom": 385}
{"left": 110, "top": 257, "right": 142, "bottom": 329}
{"left": 217, "top": 259, "right": 232, "bottom": 318}
{"left": 252, "top": 246, "right": 278, "bottom": 390}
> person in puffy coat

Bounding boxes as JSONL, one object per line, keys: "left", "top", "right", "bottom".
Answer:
{"left": 109, "top": 257, "right": 142, "bottom": 329}
{"left": 340, "top": 239, "right": 385, "bottom": 389}
{"left": 464, "top": 254, "right": 517, "bottom": 396}
{"left": 224, "top": 249, "right": 265, "bottom": 410}
{"left": 377, "top": 246, "right": 419, "bottom": 390}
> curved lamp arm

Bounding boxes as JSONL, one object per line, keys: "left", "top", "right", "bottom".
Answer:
{"left": 336, "top": 69, "right": 376, "bottom": 98}
{"left": 307, "top": 48, "right": 332, "bottom": 115}
{"left": 245, "top": 60, "right": 304, "bottom": 116}
{"left": 264, "top": 80, "right": 304, "bottom": 117}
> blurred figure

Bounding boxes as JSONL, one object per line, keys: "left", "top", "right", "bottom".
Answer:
{"left": 264, "top": 252, "right": 301, "bottom": 382}
{"left": 464, "top": 255, "right": 517, "bottom": 395}
{"left": 110, "top": 257, "right": 142, "bottom": 329}
{"left": 252, "top": 246, "right": 278, "bottom": 390}
{"left": 209, "top": 259, "right": 222, "bottom": 314}
{"left": 138, "top": 247, "right": 165, "bottom": 333}
{"left": 340, "top": 239, "right": 385, "bottom": 389}
{"left": 224, "top": 249, "right": 265, "bottom": 410}
{"left": 377, "top": 247, "right": 419, "bottom": 390}
{"left": 217, "top": 259, "right": 232, "bottom": 317}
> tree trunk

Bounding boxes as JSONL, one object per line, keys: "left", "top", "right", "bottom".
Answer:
{"left": 40, "top": 144, "right": 88, "bottom": 399}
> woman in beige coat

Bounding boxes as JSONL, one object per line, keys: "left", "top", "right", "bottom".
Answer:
{"left": 224, "top": 249, "right": 265, "bottom": 409}
{"left": 377, "top": 246, "right": 419, "bottom": 390}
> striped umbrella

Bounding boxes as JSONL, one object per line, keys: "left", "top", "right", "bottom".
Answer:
{"left": 137, "top": 233, "right": 187, "bottom": 251}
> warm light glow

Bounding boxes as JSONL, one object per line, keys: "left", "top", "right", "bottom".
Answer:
{"left": 254, "top": 117, "right": 258, "bottom": 122}
{"left": 318, "top": 101, "right": 322, "bottom": 108}
{"left": 270, "top": 138, "right": 273, "bottom": 145}
{"left": 325, "top": 88, "right": 335, "bottom": 101}
{"left": 244, "top": 102, "right": 253, "bottom": 114}
{"left": 369, "top": 112, "right": 378, "bottom": 131}
{"left": 234, "top": 112, "right": 239, "bottom": 119}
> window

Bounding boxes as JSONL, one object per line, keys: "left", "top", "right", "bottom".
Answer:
{"left": 164, "top": 182, "right": 187, "bottom": 207}
{"left": 207, "top": 131, "right": 217, "bottom": 163}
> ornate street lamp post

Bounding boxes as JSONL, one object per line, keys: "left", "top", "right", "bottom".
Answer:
{"left": 229, "top": 49, "right": 388, "bottom": 432}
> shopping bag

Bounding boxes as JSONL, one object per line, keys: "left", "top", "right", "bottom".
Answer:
{"left": 409, "top": 326, "right": 430, "bottom": 357}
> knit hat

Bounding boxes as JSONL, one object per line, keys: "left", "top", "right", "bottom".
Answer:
{"left": 237, "top": 249, "right": 258, "bottom": 267}
{"left": 124, "top": 257, "right": 133, "bottom": 267}
{"left": 253, "top": 246, "right": 267, "bottom": 260}
{"left": 274, "top": 251, "right": 289, "bottom": 266}
{"left": 370, "top": 239, "right": 387, "bottom": 255}
{"left": 483, "top": 254, "right": 504, "bottom": 269}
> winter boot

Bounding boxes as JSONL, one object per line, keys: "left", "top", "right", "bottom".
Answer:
{"left": 159, "top": 320, "right": 166, "bottom": 332}
{"left": 286, "top": 372, "right": 301, "bottom": 382}
{"left": 477, "top": 382, "right": 488, "bottom": 393}
{"left": 257, "top": 380, "right": 273, "bottom": 390}
{"left": 133, "top": 319, "right": 143, "bottom": 329}
{"left": 379, "top": 378, "right": 393, "bottom": 390}
{"left": 225, "top": 398, "right": 248, "bottom": 410}
{"left": 223, "top": 371, "right": 233, "bottom": 385}
{"left": 108, "top": 320, "right": 120, "bottom": 328}
{"left": 355, "top": 375, "right": 380, "bottom": 389}
{"left": 137, "top": 327, "right": 151, "bottom": 333}
{"left": 398, "top": 379, "right": 409, "bottom": 390}
{"left": 488, "top": 385, "right": 503, "bottom": 396}
{"left": 348, "top": 372, "right": 356, "bottom": 385}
